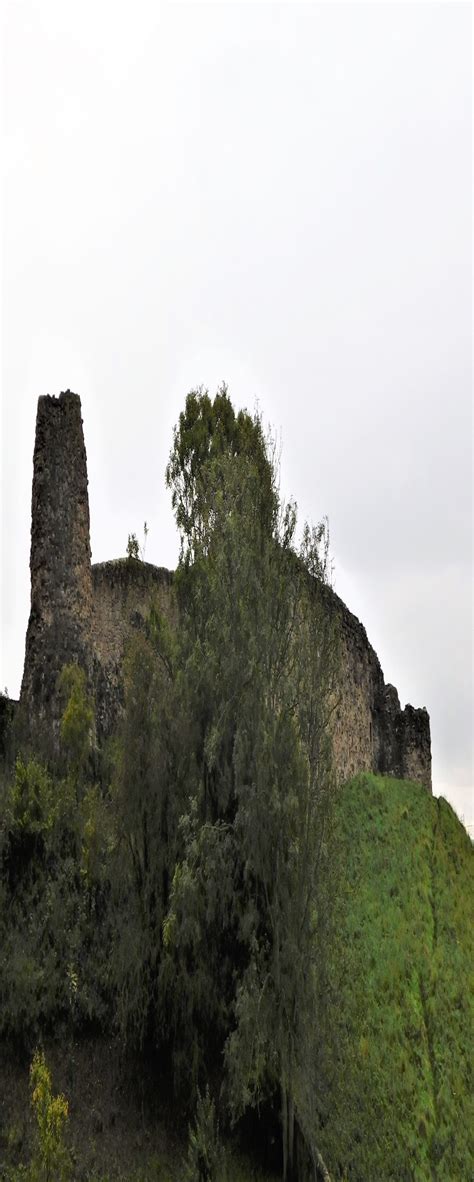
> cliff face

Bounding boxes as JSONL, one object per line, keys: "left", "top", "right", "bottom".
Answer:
{"left": 19, "top": 392, "right": 432, "bottom": 791}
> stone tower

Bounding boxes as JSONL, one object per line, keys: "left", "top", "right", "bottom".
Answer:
{"left": 20, "top": 391, "right": 93, "bottom": 739}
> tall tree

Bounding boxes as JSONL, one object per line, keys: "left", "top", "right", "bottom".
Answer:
{"left": 164, "top": 387, "right": 339, "bottom": 1178}
{"left": 226, "top": 524, "right": 337, "bottom": 1179}
{"left": 162, "top": 395, "right": 278, "bottom": 1086}
{"left": 110, "top": 617, "right": 186, "bottom": 1052}
{"left": 166, "top": 384, "right": 276, "bottom": 565}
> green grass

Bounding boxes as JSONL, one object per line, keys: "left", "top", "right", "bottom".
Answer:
{"left": 315, "top": 774, "right": 473, "bottom": 1182}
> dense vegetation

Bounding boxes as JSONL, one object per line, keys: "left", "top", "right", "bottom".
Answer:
{"left": 0, "top": 389, "right": 472, "bottom": 1181}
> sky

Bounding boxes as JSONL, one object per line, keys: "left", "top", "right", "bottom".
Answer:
{"left": 1, "top": 1, "right": 472, "bottom": 829}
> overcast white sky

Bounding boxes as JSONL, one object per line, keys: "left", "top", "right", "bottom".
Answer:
{"left": 1, "top": 1, "right": 472, "bottom": 828}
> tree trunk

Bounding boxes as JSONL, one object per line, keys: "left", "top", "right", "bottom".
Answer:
{"left": 311, "top": 1143, "right": 333, "bottom": 1182}
{"left": 294, "top": 1119, "right": 334, "bottom": 1182}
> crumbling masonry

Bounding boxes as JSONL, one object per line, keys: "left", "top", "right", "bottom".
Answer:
{"left": 18, "top": 390, "right": 432, "bottom": 790}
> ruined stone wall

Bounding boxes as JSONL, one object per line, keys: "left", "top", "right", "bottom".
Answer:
{"left": 89, "top": 562, "right": 432, "bottom": 791}
{"left": 378, "top": 683, "right": 432, "bottom": 789}
{"left": 91, "top": 560, "right": 175, "bottom": 737}
{"left": 329, "top": 589, "right": 382, "bottom": 782}
{"left": 328, "top": 588, "right": 431, "bottom": 790}
{"left": 0, "top": 695, "right": 17, "bottom": 764}
{"left": 20, "top": 392, "right": 93, "bottom": 742}
{"left": 18, "top": 391, "right": 431, "bottom": 791}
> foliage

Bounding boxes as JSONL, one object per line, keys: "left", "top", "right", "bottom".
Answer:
{"left": 184, "top": 1087, "right": 227, "bottom": 1182}
{"left": 109, "top": 620, "right": 185, "bottom": 1051}
{"left": 0, "top": 747, "right": 112, "bottom": 1043}
{"left": 127, "top": 533, "right": 140, "bottom": 560}
{"left": 58, "top": 664, "right": 94, "bottom": 781}
{"left": 28, "top": 1050, "right": 71, "bottom": 1181}
{"left": 1, "top": 386, "right": 472, "bottom": 1182}
{"left": 4, "top": 1053, "right": 72, "bottom": 1181}
{"left": 127, "top": 523, "right": 149, "bottom": 562}
{"left": 163, "top": 387, "right": 338, "bottom": 1178}
{"left": 165, "top": 384, "right": 277, "bottom": 564}
{"left": 5, "top": 757, "right": 58, "bottom": 844}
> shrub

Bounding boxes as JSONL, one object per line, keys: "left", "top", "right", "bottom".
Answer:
{"left": 185, "top": 1087, "right": 227, "bottom": 1182}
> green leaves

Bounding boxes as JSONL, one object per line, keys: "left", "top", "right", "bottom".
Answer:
{"left": 164, "top": 385, "right": 338, "bottom": 1176}
{"left": 58, "top": 664, "right": 94, "bottom": 780}
{"left": 184, "top": 1087, "right": 227, "bottom": 1182}
{"left": 29, "top": 1051, "right": 71, "bottom": 1182}
{"left": 166, "top": 385, "right": 277, "bottom": 565}
{"left": 0, "top": 751, "right": 113, "bottom": 1043}
{"left": 5, "top": 758, "right": 57, "bottom": 840}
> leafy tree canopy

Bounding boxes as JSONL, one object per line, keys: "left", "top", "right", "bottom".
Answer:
{"left": 166, "top": 384, "right": 277, "bottom": 562}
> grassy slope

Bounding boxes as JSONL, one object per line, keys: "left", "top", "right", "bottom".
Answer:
{"left": 1, "top": 774, "right": 472, "bottom": 1182}
{"left": 316, "top": 774, "right": 473, "bottom": 1182}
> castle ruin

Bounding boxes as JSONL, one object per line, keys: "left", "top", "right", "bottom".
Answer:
{"left": 17, "top": 390, "right": 432, "bottom": 790}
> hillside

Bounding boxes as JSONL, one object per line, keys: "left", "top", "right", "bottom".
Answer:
{"left": 316, "top": 774, "right": 473, "bottom": 1181}
{"left": 1, "top": 391, "right": 471, "bottom": 1181}
{"left": 1, "top": 774, "right": 472, "bottom": 1181}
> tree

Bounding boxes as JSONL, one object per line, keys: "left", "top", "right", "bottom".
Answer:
{"left": 184, "top": 1086, "right": 227, "bottom": 1182}
{"left": 29, "top": 1051, "right": 71, "bottom": 1182}
{"left": 110, "top": 614, "right": 188, "bottom": 1054}
{"left": 58, "top": 664, "right": 94, "bottom": 785}
{"left": 0, "top": 680, "right": 111, "bottom": 1044}
{"left": 226, "top": 527, "right": 338, "bottom": 1179}
{"left": 166, "top": 384, "right": 276, "bottom": 565}
{"left": 126, "top": 533, "right": 140, "bottom": 560}
{"left": 164, "top": 386, "right": 339, "bottom": 1177}
{"left": 126, "top": 522, "right": 149, "bottom": 562}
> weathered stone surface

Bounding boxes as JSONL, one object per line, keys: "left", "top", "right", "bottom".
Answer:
{"left": 317, "top": 585, "right": 431, "bottom": 791}
{"left": 0, "top": 695, "right": 17, "bottom": 764}
{"left": 328, "top": 585, "right": 382, "bottom": 782}
{"left": 91, "top": 559, "right": 175, "bottom": 737}
{"left": 20, "top": 392, "right": 93, "bottom": 744}
{"left": 378, "top": 685, "right": 431, "bottom": 789}
{"left": 19, "top": 392, "right": 432, "bottom": 791}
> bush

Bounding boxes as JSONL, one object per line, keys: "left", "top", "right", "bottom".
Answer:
{"left": 29, "top": 1050, "right": 71, "bottom": 1181}
{"left": 5, "top": 1052, "right": 71, "bottom": 1182}
{"left": 185, "top": 1087, "right": 227, "bottom": 1182}
{"left": 0, "top": 757, "right": 112, "bottom": 1042}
